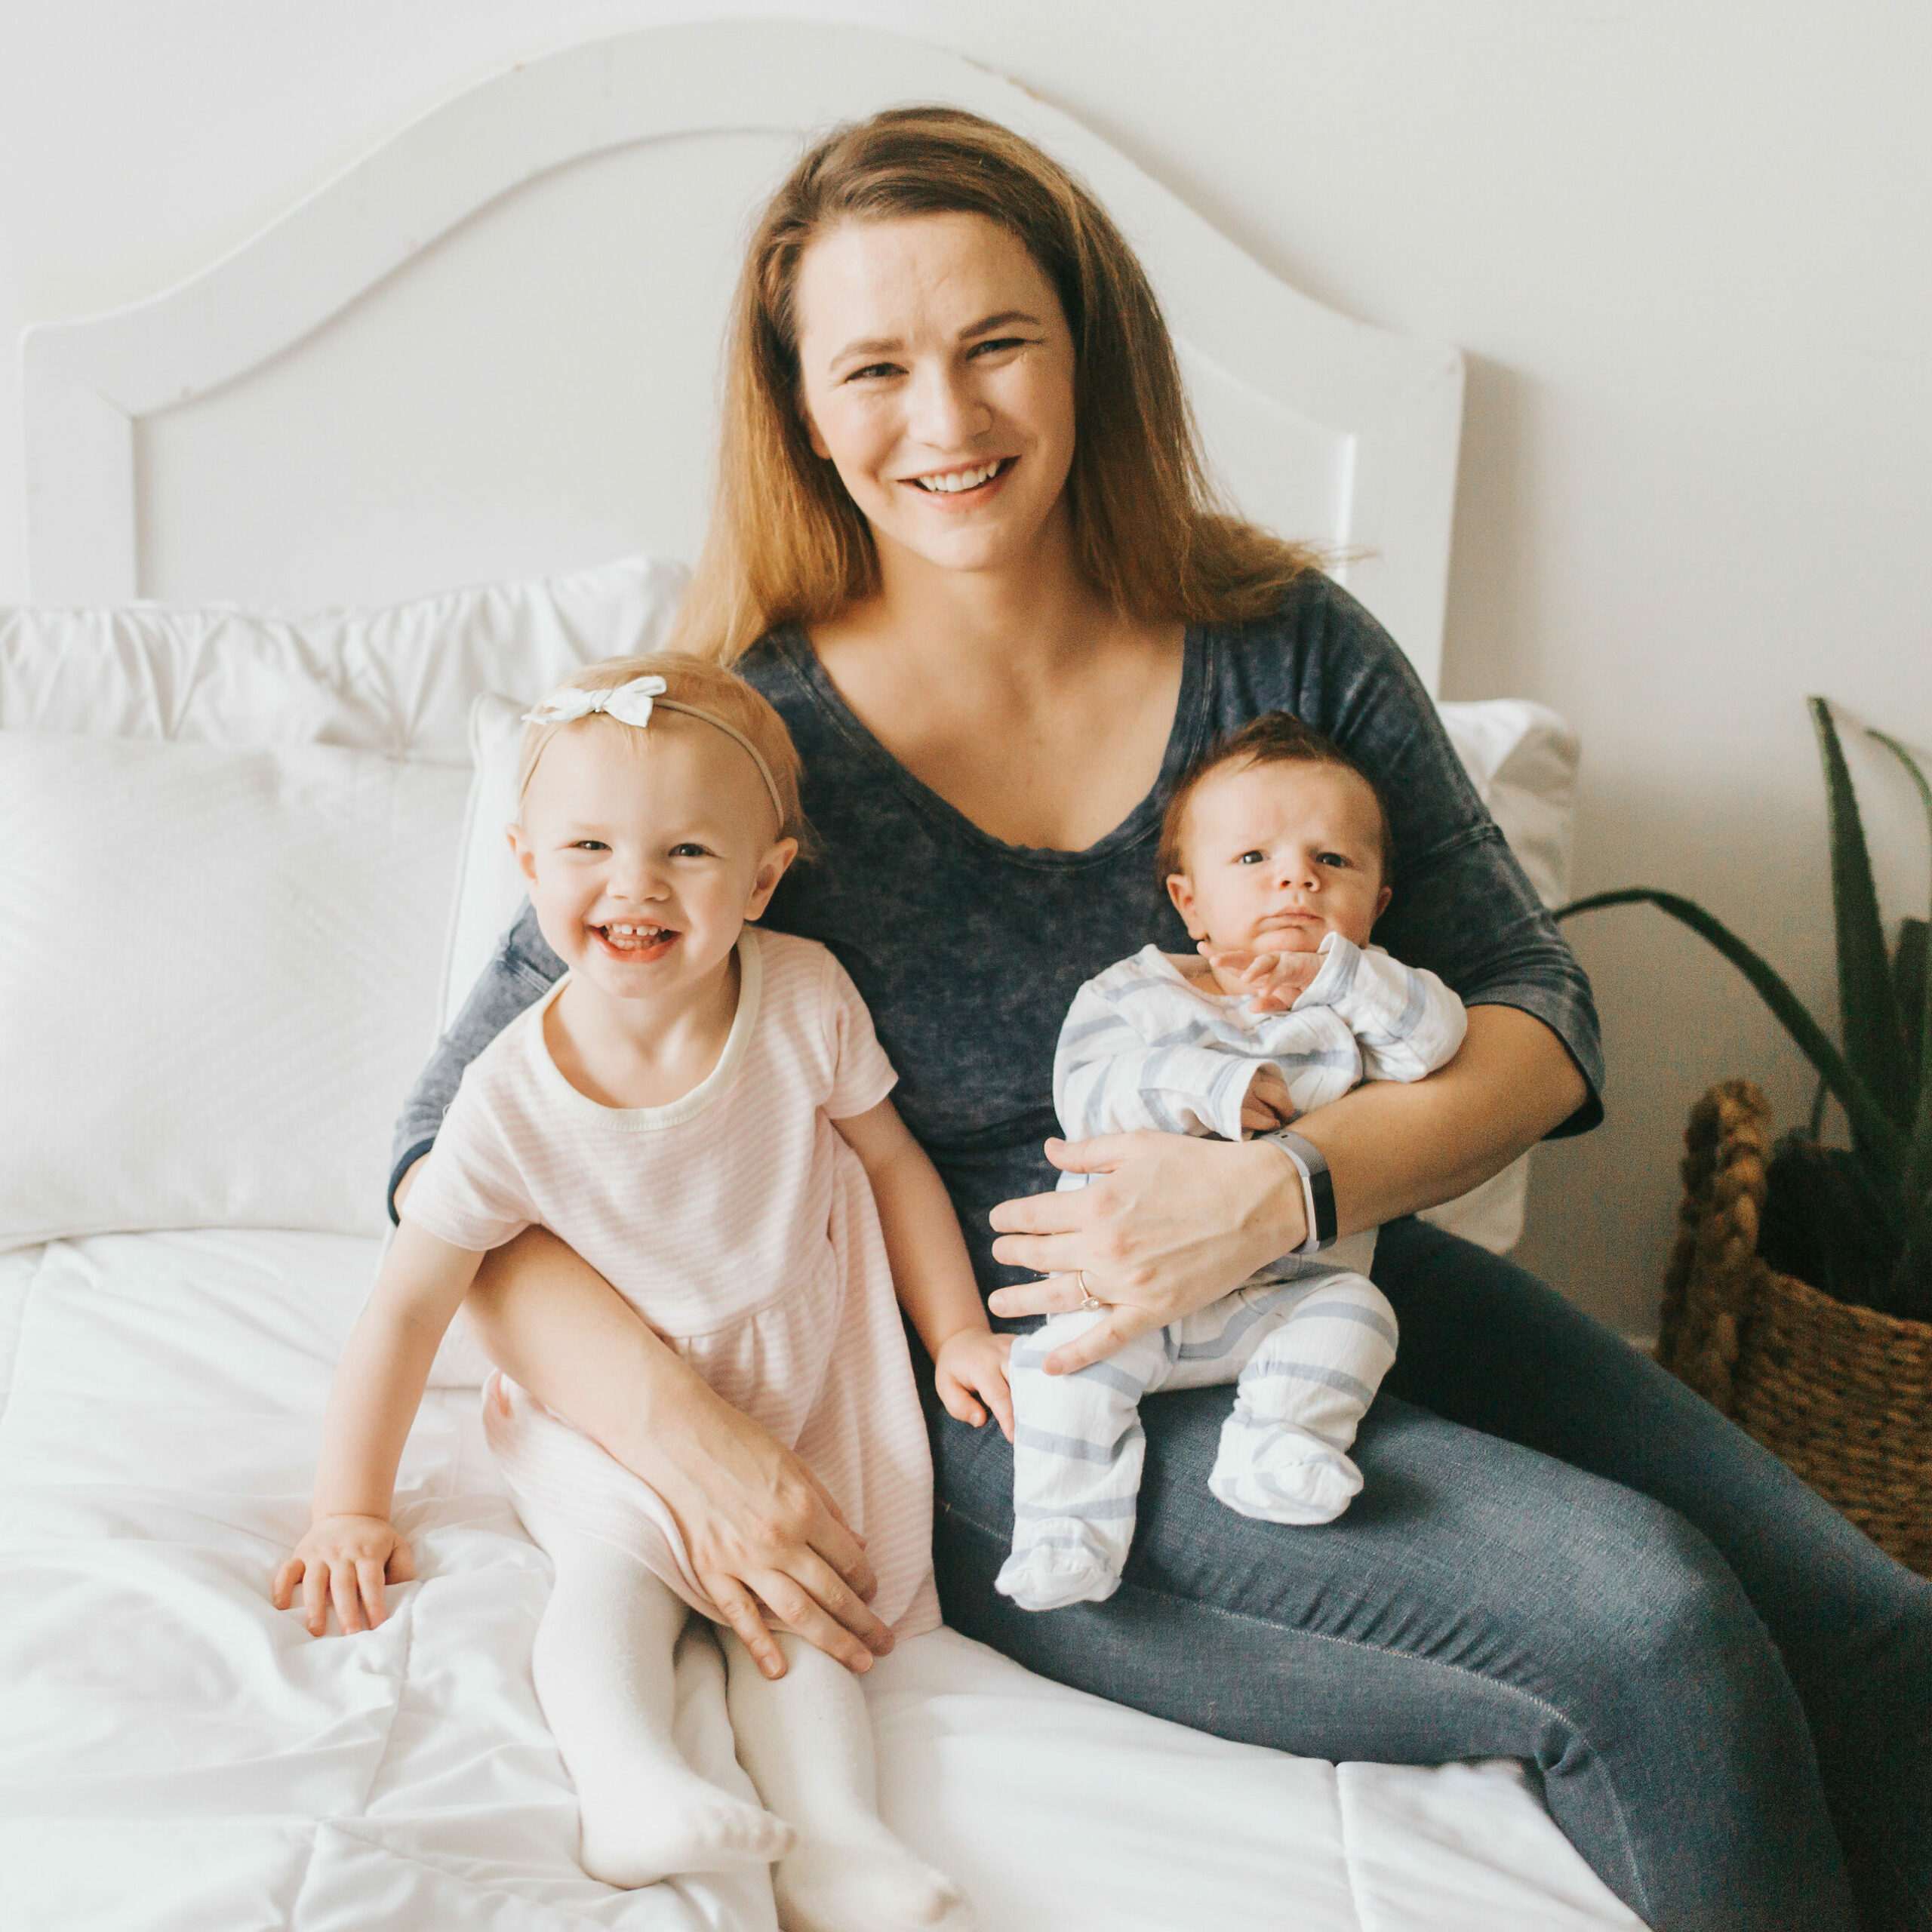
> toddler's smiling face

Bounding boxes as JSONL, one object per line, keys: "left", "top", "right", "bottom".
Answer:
{"left": 511, "top": 718, "right": 795, "bottom": 1005}
{"left": 1166, "top": 758, "right": 1392, "bottom": 960}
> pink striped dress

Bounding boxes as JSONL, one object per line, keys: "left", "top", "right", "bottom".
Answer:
{"left": 401, "top": 927, "right": 940, "bottom": 1638}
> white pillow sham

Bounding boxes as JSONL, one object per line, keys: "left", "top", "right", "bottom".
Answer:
{"left": 0, "top": 557, "right": 688, "bottom": 1251}
{"left": 0, "top": 555, "right": 689, "bottom": 762}
{"left": 0, "top": 731, "right": 467, "bottom": 1249}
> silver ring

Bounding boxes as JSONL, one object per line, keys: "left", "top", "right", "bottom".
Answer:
{"left": 1075, "top": 1269, "right": 1102, "bottom": 1312}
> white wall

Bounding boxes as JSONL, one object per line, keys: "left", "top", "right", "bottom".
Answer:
{"left": 5, "top": 1, "right": 1929, "bottom": 1336}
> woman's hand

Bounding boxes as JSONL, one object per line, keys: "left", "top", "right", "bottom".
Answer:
{"left": 460, "top": 1223, "right": 894, "bottom": 1681}
{"left": 653, "top": 1371, "right": 897, "bottom": 1680}
{"left": 986, "top": 1133, "right": 1304, "bottom": 1374}
{"left": 934, "top": 1329, "right": 1016, "bottom": 1438}
{"left": 273, "top": 1514, "right": 416, "bottom": 1636}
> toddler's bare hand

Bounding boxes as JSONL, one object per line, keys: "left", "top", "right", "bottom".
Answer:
{"left": 273, "top": 1514, "right": 417, "bottom": 1636}
{"left": 934, "top": 1330, "right": 1016, "bottom": 1440}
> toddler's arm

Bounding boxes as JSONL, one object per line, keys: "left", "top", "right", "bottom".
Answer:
{"left": 1055, "top": 977, "right": 1261, "bottom": 1146}
{"left": 270, "top": 1222, "right": 484, "bottom": 1635}
{"left": 833, "top": 1100, "right": 1013, "bottom": 1440}
{"left": 1293, "top": 937, "right": 1468, "bottom": 1084}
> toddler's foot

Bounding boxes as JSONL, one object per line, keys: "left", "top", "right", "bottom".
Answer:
{"left": 578, "top": 1771, "right": 794, "bottom": 1889}
{"left": 775, "top": 1829, "right": 976, "bottom": 1932}
{"left": 1209, "top": 1413, "right": 1361, "bottom": 1526}
{"left": 994, "top": 1526, "right": 1122, "bottom": 1612}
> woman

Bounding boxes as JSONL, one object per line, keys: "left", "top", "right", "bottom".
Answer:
{"left": 395, "top": 109, "right": 1930, "bottom": 1930}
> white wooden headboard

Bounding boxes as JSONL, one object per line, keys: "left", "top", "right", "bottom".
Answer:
{"left": 19, "top": 20, "right": 1463, "bottom": 692}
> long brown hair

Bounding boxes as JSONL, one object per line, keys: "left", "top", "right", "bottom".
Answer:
{"left": 672, "top": 106, "right": 1318, "bottom": 663}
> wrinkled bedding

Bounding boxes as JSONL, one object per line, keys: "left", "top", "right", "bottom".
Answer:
{"left": 0, "top": 1229, "right": 1642, "bottom": 1931}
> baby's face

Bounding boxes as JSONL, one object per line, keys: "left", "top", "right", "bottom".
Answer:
{"left": 511, "top": 718, "right": 793, "bottom": 1004}
{"left": 1167, "top": 758, "right": 1392, "bottom": 958}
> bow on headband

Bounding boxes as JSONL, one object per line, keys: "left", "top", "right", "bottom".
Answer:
{"left": 522, "top": 674, "right": 666, "bottom": 729}
{"left": 521, "top": 672, "right": 788, "bottom": 830}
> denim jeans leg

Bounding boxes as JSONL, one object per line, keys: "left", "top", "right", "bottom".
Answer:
{"left": 1371, "top": 1214, "right": 1932, "bottom": 1929}
{"left": 928, "top": 1340, "right": 1858, "bottom": 1931}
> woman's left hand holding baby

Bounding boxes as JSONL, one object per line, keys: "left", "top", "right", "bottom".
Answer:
{"left": 987, "top": 1132, "right": 1307, "bottom": 1375}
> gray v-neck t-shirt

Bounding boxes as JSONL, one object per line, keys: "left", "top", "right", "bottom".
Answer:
{"left": 392, "top": 573, "right": 1601, "bottom": 1298}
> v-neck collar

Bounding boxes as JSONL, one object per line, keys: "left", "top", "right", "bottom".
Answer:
{"left": 774, "top": 623, "right": 1217, "bottom": 872}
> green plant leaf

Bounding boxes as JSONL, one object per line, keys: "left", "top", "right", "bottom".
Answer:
{"left": 1555, "top": 885, "right": 1909, "bottom": 1198}
{"left": 1896, "top": 918, "right": 1927, "bottom": 1105}
{"left": 1812, "top": 699, "right": 1911, "bottom": 1134}
{"left": 1869, "top": 728, "right": 1932, "bottom": 1198}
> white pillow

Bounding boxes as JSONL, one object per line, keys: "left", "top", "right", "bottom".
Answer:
{"left": 1436, "top": 699, "right": 1578, "bottom": 914}
{"left": 439, "top": 693, "right": 541, "bottom": 1032}
{"left": 439, "top": 694, "right": 1583, "bottom": 1256}
{"left": 0, "top": 557, "right": 688, "bottom": 1251}
{"left": 0, "top": 731, "right": 467, "bottom": 1249}
{"left": 1424, "top": 700, "right": 1581, "bottom": 1251}
{"left": 0, "top": 555, "right": 689, "bottom": 761}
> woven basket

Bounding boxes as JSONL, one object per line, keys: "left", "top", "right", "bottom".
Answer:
{"left": 1660, "top": 1079, "right": 1932, "bottom": 1577}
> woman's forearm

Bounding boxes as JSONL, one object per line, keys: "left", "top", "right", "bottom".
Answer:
{"left": 1294, "top": 1004, "right": 1588, "bottom": 1235}
{"left": 454, "top": 1216, "right": 892, "bottom": 1673}
{"left": 461, "top": 1224, "right": 717, "bottom": 1480}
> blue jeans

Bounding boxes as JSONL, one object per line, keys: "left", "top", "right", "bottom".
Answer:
{"left": 926, "top": 1219, "right": 1932, "bottom": 1931}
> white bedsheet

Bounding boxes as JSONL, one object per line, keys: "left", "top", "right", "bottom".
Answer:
{"left": 0, "top": 1230, "right": 1643, "bottom": 1931}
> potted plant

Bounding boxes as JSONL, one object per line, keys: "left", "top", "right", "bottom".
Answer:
{"left": 1557, "top": 698, "right": 1931, "bottom": 1575}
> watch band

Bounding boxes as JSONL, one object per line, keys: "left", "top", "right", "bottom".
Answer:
{"left": 1266, "top": 1128, "right": 1337, "bottom": 1254}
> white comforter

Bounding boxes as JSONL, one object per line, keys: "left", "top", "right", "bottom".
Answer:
{"left": 0, "top": 1229, "right": 1642, "bottom": 1932}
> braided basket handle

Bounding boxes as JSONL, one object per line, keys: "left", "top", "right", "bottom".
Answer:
{"left": 1658, "top": 1080, "right": 1777, "bottom": 1415}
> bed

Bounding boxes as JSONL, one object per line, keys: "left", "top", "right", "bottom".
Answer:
{"left": 0, "top": 22, "right": 1637, "bottom": 1930}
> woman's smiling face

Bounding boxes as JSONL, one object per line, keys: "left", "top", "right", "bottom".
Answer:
{"left": 792, "top": 211, "right": 1078, "bottom": 580}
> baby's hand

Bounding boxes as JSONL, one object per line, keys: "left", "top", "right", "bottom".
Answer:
{"left": 1240, "top": 1063, "right": 1297, "bottom": 1134}
{"left": 934, "top": 1330, "right": 1016, "bottom": 1441}
{"left": 1199, "top": 942, "right": 1324, "bottom": 1014}
{"left": 272, "top": 1514, "right": 417, "bottom": 1636}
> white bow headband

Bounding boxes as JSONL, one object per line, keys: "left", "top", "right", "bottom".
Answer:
{"left": 521, "top": 675, "right": 787, "bottom": 829}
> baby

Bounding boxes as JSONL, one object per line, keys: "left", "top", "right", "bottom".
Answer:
{"left": 273, "top": 656, "right": 1008, "bottom": 1932}
{"left": 995, "top": 712, "right": 1466, "bottom": 1614}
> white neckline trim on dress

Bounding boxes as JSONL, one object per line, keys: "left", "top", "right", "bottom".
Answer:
{"left": 525, "top": 928, "right": 764, "bottom": 1130}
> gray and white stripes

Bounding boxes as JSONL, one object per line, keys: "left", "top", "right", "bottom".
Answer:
{"left": 995, "top": 940, "right": 1463, "bottom": 1614}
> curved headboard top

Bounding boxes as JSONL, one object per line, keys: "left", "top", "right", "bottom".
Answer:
{"left": 20, "top": 20, "right": 1462, "bottom": 691}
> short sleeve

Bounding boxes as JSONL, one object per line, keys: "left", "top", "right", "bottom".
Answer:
{"left": 820, "top": 950, "right": 900, "bottom": 1121}
{"left": 398, "top": 1071, "right": 535, "bottom": 1252}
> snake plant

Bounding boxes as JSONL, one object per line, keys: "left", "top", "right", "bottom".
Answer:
{"left": 1557, "top": 698, "right": 1932, "bottom": 1323}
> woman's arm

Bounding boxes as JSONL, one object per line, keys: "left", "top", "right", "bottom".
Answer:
{"left": 443, "top": 1189, "right": 896, "bottom": 1681}
{"left": 985, "top": 1004, "right": 1586, "bottom": 1374}
{"left": 834, "top": 1099, "right": 1014, "bottom": 1438}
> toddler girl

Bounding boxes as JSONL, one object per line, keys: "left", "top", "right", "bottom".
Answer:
{"left": 273, "top": 655, "right": 1008, "bottom": 1932}
{"left": 996, "top": 713, "right": 1466, "bottom": 1613}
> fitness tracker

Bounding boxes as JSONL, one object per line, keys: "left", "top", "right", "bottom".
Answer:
{"left": 1265, "top": 1128, "right": 1337, "bottom": 1254}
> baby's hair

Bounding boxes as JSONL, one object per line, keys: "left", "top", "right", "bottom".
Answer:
{"left": 1156, "top": 712, "right": 1395, "bottom": 882}
{"left": 516, "top": 651, "right": 811, "bottom": 850}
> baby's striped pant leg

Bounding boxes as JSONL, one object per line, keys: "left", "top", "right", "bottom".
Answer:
{"left": 993, "top": 1314, "right": 1171, "bottom": 1614}
{"left": 1208, "top": 1272, "right": 1398, "bottom": 1526}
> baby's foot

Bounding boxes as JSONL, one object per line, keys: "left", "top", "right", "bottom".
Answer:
{"left": 1209, "top": 1413, "right": 1362, "bottom": 1526}
{"left": 578, "top": 1773, "right": 794, "bottom": 1889}
{"left": 775, "top": 1829, "right": 976, "bottom": 1932}
{"left": 994, "top": 1527, "right": 1122, "bottom": 1612}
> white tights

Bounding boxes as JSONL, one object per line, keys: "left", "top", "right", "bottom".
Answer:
{"left": 531, "top": 1527, "right": 972, "bottom": 1930}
